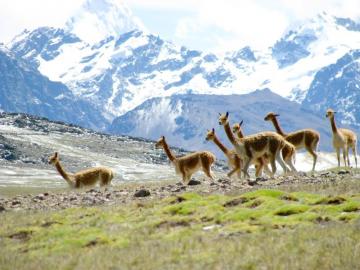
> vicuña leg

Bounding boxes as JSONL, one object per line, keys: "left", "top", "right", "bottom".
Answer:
{"left": 227, "top": 167, "right": 239, "bottom": 178}
{"left": 285, "top": 158, "right": 297, "bottom": 174}
{"left": 306, "top": 147, "right": 318, "bottom": 172}
{"left": 269, "top": 156, "right": 276, "bottom": 177}
{"left": 275, "top": 150, "right": 288, "bottom": 175}
{"left": 255, "top": 159, "right": 263, "bottom": 177}
{"left": 343, "top": 149, "right": 348, "bottom": 167}
{"left": 263, "top": 163, "right": 272, "bottom": 176}
{"left": 336, "top": 148, "right": 341, "bottom": 167}
{"left": 352, "top": 146, "right": 358, "bottom": 168}
{"left": 242, "top": 158, "right": 252, "bottom": 179}
{"left": 306, "top": 136, "right": 319, "bottom": 172}
{"left": 201, "top": 157, "right": 214, "bottom": 180}
{"left": 236, "top": 169, "right": 242, "bottom": 179}
{"left": 100, "top": 173, "right": 111, "bottom": 187}
{"left": 346, "top": 146, "right": 351, "bottom": 167}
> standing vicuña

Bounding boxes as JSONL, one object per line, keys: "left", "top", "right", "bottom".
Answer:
{"left": 264, "top": 112, "right": 319, "bottom": 171}
{"left": 219, "top": 112, "right": 289, "bottom": 178}
{"left": 326, "top": 109, "right": 358, "bottom": 167}
{"left": 233, "top": 121, "right": 297, "bottom": 174}
{"left": 155, "top": 136, "right": 215, "bottom": 184}
{"left": 205, "top": 128, "right": 242, "bottom": 179}
{"left": 48, "top": 152, "right": 114, "bottom": 188}
{"left": 231, "top": 121, "right": 271, "bottom": 177}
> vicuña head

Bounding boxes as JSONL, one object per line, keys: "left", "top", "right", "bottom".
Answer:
{"left": 48, "top": 151, "right": 59, "bottom": 165}
{"left": 48, "top": 152, "right": 114, "bottom": 189}
{"left": 155, "top": 136, "right": 166, "bottom": 149}
{"left": 264, "top": 112, "right": 280, "bottom": 122}
{"left": 232, "top": 121, "right": 243, "bottom": 134}
{"left": 155, "top": 135, "right": 216, "bottom": 185}
{"left": 205, "top": 128, "right": 216, "bottom": 141}
{"left": 218, "top": 112, "right": 229, "bottom": 126}
{"left": 325, "top": 108, "right": 336, "bottom": 118}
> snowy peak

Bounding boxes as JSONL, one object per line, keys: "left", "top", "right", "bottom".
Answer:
{"left": 9, "top": 27, "right": 81, "bottom": 67}
{"left": 335, "top": 17, "right": 360, "bottom": 32}
{"left": 65, "top": 0, "right": 145, "bottom": 44}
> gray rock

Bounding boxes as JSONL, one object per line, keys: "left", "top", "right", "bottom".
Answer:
{"left": 188, "top": 179, "right": 201, "bottom": 186}
{"left": 11, "top": 200, "right": 21, "bottom": 206}
{"left": 338, "top": 170, "right": 350, "bottom": 175}
{"left": 134, "top": 189, "right": 151, "bottom": 197}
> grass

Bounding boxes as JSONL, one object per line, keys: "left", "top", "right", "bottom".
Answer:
{"left": 1, "top": 188, "right": 360, "bottom": 269}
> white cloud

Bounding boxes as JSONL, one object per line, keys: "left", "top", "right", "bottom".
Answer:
{"left": 0, "top": 0, "right": 84, "bottom": 42}
{"left": 0, "top": 0, "right": 359, "bottom": 51}
{"left": 170, "top": 0, "right": 360, "bottom": 51}
{"left": 174, "top": 0, "right": 289, "bottom": 51}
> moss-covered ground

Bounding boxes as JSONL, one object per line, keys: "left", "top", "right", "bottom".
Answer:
{"left": 1, "top": 187, "right": 360, "bottom": 269}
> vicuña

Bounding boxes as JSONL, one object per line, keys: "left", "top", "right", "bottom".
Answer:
{"left": 264, "top": 112, "right": 319, "bottom": 171}
{"left": 219, "top": 112, "right": 289, "bottom": 178}
{"left": 155, "top": 136, "right": 216, "bottom": 184}
{"left": 48, "top": 152, "right": 114, "bottom": 188}
{"left": 233, "top": 121, "right": 297, "bottom": 174}
{"left": 326, "top": 109, "right": 357, "bottom": 167}
{"left": 205, "top": 128, "right": 242, "bottom": 179}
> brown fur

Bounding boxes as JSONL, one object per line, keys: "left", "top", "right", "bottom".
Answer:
{"left": 205, "top": 128, "right": 243, "bottom": 179}
{"left": 326, "top": 109, "right": 358, "bottom": 167}
{"left": 155, "top": 136, "right": 216, "bottom": 184}
{"left": 48, "top": 152, "right": 114, "bottom": 188}
{"left": 233, "top": 122, "right": 296, "bottom": 175}
{"left": 219, "top": 112, "right": 289, "bottom": 178}
{"left": 232, "top": 122, "right": 271, "bottom": 177}
{"left": 264, "top": 112, "right": 319, "bottom": 171}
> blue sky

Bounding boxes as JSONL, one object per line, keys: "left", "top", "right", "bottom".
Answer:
{"left": 0, "top": 0, "right": 360, "bottom": 52}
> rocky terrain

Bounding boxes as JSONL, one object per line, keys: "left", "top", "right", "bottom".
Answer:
{"left": 0, "top": 112, "right": 356, "bottom": 213}
{"left": 0, "top": 112, "right": 227, "bottom": 192}
{"left": 0, "top": 163, "right": 358, "bottom": 212}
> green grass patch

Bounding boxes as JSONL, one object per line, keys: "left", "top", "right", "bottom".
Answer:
{"left": 1, "top": 189, "right": 360, "bottom": 269}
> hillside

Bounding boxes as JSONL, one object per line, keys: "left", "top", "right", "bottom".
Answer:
{"left": 109, "top": 89, "right": 334, "bottom": 153}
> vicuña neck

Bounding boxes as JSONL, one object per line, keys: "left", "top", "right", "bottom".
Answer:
{"left": 330, "top": 116, "right": 338, "bottom": 133}
{"left": 235, "top": 130, "right": 244, "bottom": 139}
{"left": 271, "top": 118, "right": 286, "bottom": 136}
{"left": 212, "top": 134, "right": 230, "bottom": 155}
{"left": 162, "top": 140, "right": 176, "bottom": 162}
{"left": 223, "top": 122, "right": 237, "bottom": 146}
{"left": 55, "top": 161, "right": 72, "bottom": 183}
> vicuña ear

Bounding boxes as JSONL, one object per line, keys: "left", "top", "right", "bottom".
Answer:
{"left": 162, "top": 136, "right": 165, "bottom": 140}
{"left": 212, "top": 128, "right": 215, "bottom": 132}
{"left": 275, "top": 114, "right": 280, "bottom": 117}
{"left": 226, "top": 112, "right": 229, "bottom": 117}
{"left": 218, "top": 112, "right": 221, "bottom": 116}
{"left": 239, "top": 120, "right": 243, "bottom": 126}
{"left": 54, "top": 152, "right": 58, "bottom": 157}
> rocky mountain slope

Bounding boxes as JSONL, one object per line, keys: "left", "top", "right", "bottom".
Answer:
{"left": 302, "top": 49, "right": 360, "bottom": 128}
{"left": 0, "top": 112, "right": 201, "bottom": 190}
{"left": 109, "top": 89, "right": 334, "bottom": 153}
{"left": 0, "top": 47, "right": 105, "bottom": 129}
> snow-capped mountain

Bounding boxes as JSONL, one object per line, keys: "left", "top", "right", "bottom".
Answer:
{"left": 65, "top": 0, "right": 145, "bottom": 44}
{"left": 7, "top": 5, "right": 360, "bottom": 131}
{"left": 302, "top": 49, "right": 360, "bottom": 128}
{"left": 2, "top": 0, "right": 360, "bottom": 152}
{"left": 0, "top": 47, "right": 105, "bottom": 129}
{"left": 108, "top": 89, "right": 333, "bottom": 155}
